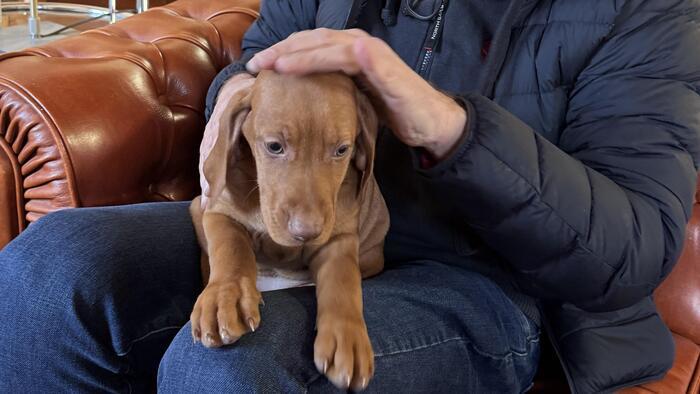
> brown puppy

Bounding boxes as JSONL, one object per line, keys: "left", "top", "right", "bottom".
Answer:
{"left": 190, "top": 70, "right": 390, "bottom": 391}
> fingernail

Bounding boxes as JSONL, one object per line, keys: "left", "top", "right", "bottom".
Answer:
{"left": 245, "top": 51, "right": 267, "bottom": 74}
{"left": 248, "top": 318, "right": 256, "bottom": 332}
{"left": 246, "top": 57, "right": 260, "bottom": 73}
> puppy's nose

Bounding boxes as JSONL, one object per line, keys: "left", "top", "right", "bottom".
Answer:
{"left": 288, "top": 216, "right": 323, "bottom": 242}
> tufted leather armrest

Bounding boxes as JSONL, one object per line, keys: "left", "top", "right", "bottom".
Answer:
{"left": 0, "top": 0, "right": 259, "bottom": 248}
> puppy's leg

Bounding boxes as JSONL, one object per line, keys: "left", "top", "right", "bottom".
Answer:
{"left": 310, "top": 234, "right": 373, "bottom": 392}
{"left": 189, "top": 197, "right": 210, "bottom": 286}
{"left": 190, "top": 211, "right": 261, "bottom": 348}
{"left": 359, "top": 243, "right": 385, "bottom": 279}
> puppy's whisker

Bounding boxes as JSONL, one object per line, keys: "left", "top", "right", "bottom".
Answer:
{"left": 244, "top": 184, "right": 259, "bottom": 202}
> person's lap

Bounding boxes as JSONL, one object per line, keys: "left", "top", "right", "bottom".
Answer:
{"left": 0, "top": 202, "right": 539, "bottom": 393}
{"left": 159, "top": 261, "right": 540, "bottom": 393}
{"left": 0, "top": 202, "right": 202, "bottom": 393}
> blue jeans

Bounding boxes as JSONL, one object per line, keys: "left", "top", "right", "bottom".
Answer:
{"left": 0, "top": 202, "right": 539, "bottom": 393}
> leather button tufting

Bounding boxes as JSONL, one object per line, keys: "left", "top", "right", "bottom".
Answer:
{"left": 0, "top": 0, "right": 260, "bottom": 248}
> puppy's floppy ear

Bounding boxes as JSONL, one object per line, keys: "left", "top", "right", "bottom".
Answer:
{"left": 353, "top": 89, "right": 379, "bottom": 198}
{"left": 202, "top": 85, "right": 253, "bottom": 201}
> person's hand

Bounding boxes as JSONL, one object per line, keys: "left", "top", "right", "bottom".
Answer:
{"left": 246, "top": 28, "right": 467, "bottom": 160}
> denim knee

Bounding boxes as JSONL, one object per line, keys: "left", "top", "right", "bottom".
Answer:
{"left": 158, "top": 322, "right": 313, "bottom": 393}
{"left": 158, "top": 287, "right": 322, "bottom": 393}
{"left": 2, "top": 203, "right": 198, "bottom": 338}
{"left": 1, "top": 202, "right": 197, "bottom": 296}
{"left": 0, "top": 207, "right": 146, "bottom": 336}
{"left": 1, "top": 208, "right": 107, "bottom": 301}
{"left": 0, "top": 208, "right": 136, "bottom": 392}
{"left": 1, "top": 208, "right": 137, "bottom": 302}
{"left": 0, "top": 203, "right": 199, "bottom": 393}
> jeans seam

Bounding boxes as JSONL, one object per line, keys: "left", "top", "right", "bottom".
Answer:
{"left": 116, "top": 325, "right": 182, "bottom": 356}
{"left": 374, "top": 335, "right": 540, "bottom": 361}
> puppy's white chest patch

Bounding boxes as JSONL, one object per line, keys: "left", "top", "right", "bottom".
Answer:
{"left": 256, "top": 267, "right": 313, "bottom": 292}
{"left": 250, "top": 232, "right": 314, "bottom": 291}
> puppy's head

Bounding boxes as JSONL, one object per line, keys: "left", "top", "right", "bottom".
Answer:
{"left": 203, "top": 70, "right": 378, "bottom": 247}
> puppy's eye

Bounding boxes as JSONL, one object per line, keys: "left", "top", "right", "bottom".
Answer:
{"left": 265, "top": 141, "right": 285, "bottom": 155}
{"left": 334, "top": 144, "right": 350, "bottom": 158}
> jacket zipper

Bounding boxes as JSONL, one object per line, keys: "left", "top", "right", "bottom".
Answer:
{"left": 415, "top": 0, "right": 447, "bottom": 78}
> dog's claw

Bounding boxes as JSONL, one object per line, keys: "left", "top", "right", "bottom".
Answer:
{"left": 205, "top": 333, "right": 216, "bottom": 346}
{"left": 220, "top": 329, "right": 232, "bottom": 344}
{"left": 248, "top": 318, "right": 256, "bottom": 332}
{"left": 361, "top": 378, "right": 368, "bottom": 389}
{"left": 323, "top": 361, "right": 328, "bottom": 374}
{"left": 345, "top": 375, "right": 351, "bottom": 388}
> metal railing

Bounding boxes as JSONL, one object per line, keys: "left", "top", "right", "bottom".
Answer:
{"left": 0, "top": 0, "right": 150, "bottom": 38}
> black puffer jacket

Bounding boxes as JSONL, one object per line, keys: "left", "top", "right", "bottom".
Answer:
{"left": 206, "top": 1, "right": 700, "bottom": 392}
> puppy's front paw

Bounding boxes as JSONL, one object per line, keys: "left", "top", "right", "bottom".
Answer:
{"left": 190, "top": 277, "right": 261, "bottom": 348}
{"left": 314, "top": 317, "right": 374, "bottom": 392}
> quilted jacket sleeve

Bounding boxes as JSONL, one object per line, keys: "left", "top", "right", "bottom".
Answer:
{"left": 424, "top": 3, "right": 700, "bottom": 312}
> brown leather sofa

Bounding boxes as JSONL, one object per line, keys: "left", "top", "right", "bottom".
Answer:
{"left": 0, "top": 0, "right": 258, "bottom": 246}
{"left": 0, "top": 0, "right": 697, "bottom": 392}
